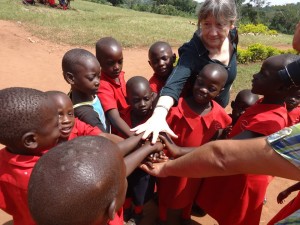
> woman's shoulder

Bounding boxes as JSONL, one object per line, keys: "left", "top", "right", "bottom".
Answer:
{"left": 178, "top": 30, "right": 206, "bottom": 57}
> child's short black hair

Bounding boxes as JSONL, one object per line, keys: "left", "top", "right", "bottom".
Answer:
{"left": 148, "top": 41, "right": 172, "bottom": 57}
{"left": 95, "top": 37, "right": 122, "bottom": 61}
{"left": 0, "top": 87, "right": 48, "bottom": 146}
{"left": 28, "top": 136, "right": 126, "bottom": 225}
{"left": 126, "top": 76, "right": 150, "bottom": 94}
{"left": 62, "top": 48, "right": 97, "bottom": 74}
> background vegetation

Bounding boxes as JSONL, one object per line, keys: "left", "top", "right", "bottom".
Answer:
{"left": 0, "top": 0, "right": 296, "bottom": 93}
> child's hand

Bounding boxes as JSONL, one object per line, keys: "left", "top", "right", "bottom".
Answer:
{"left": 140, "top": 160, "right": 169, "bottom": 177}
{"left": 159, "top": 133, "right": 181, "bottom": 158}
{"left": 147, "top": 151, "right": 168, "bottom": 163}
{"left": 277, "top": 190, "right": 291, "bottom": 204}
{"left": 220, "top": 126, "right": 232, "bottom": 139}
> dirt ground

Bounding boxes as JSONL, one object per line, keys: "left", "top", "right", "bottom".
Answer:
{"left": 0, "top": 20, "right": 299, "bottom": 225}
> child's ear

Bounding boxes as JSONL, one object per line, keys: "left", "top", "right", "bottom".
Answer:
{"left": 107, "top": 198, "right": 117, "bottom": 220}
{"left": 216, "top": 88, "right": 225, "bottom": 97}
{"left": 125, "top": 96, "right": 129, "bottom": 105}
{"left": 64, "top": 72, "right": 75, "bottom": 85}
{"left": 22, "top": 132, "right": 38, "bottom": 149}
{"left": 172, "top": 53, "right": 176, "bottom": 64}
{"left": 231, "top": 101, "right": 235, "bottom": 109}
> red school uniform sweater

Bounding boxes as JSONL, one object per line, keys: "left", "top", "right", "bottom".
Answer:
{"left": 288, "top": 106, "right": 300, "bottom": 126}
{"left": 196, "top": 99, "right": 288, "bottom": 225}
{"left": 97, "top": 71, "right": 128, "bottom": 113}
{"left": 0, "top": 148, "right": 41, "bottom": 225}
{"left": 157, "top": 98, "right": 231, "bottom": 209}
{"left": 149, "top": 73, "right": 167, "bottom": 94}
{"left": 68, "top": 118, "right": 101, "bottom": 140}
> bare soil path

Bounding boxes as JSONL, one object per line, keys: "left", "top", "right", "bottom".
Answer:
{"left": 0, "top": 20, "right": 298, "bottom": 225}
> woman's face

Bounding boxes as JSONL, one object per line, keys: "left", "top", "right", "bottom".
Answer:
{"left": 200, "top": 14, "right": 233, "bottom": 49}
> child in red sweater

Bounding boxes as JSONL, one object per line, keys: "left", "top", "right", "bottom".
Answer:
{"left": 148, "top": 41, "right": 176, "bottom": 95}
{"left": 157, "top": 63, "right": 231, "bottom": 225}
{"left": 0, "top": 87, "right": 61, "bottom": 225}
{"left": 117, "top": 76, "right": 156, "bottom": 224}
{"left": 96, "top": 37, "right": 132, "bottom": 137}
{"left": 196, "top": 54, "right": 300, "bottom": 225}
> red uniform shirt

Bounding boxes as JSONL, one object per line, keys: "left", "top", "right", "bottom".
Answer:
{"left": 0, "top": 148, "right": 40, "bottom": 225}
{"left": 288, "top": 106, "right": 300, "bottom": 126}
{"left": 158, "top": 98, "right": 231, "bottom": 209}
{"left": 108, "top": 208, "right": 124, "bottom": 225}
{"left": 149, "top": 73, "right": 166, "bottom": 93}
{"left": 68, "top": 118, "right": 101, "bottom": 140}
{"left": 97, "top": 71, "right": 128, "bottom": 113}
{"left": 197, "top": 99, "right": 288, "bottom": 225}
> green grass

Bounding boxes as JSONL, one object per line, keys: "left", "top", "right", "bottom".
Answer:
{"left": 0, "top": 0, "right": 294, "bottom": 92}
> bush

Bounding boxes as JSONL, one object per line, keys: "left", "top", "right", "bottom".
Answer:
{"left": 239, "top": 23, "right": 278, "bottom": 36}
{"left": 237, "top": 44, "right": 295, "bottom": 64}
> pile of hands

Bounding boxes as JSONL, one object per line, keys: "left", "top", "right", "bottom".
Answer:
{"left": 138, "top": 132, "right": 181, "bottom": 171}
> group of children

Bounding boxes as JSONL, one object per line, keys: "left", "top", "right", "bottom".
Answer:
{"left": 1, "top": 36, "right": 300, "bottom": 225}
{"left": 23, "top": 0, "right": 70, "bottom": 10}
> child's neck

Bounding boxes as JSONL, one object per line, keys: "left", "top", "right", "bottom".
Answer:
{"left": 130, "top": 111, "right": 151, "bottom": 127}
{"left": 71, "top": 90, "right": 95, "bottom": 105}
{"left": 261, "top": 96, "right": 285, "bottom": 105}
{"left": 185, "top": 96, "right": 212, "bottom": 116}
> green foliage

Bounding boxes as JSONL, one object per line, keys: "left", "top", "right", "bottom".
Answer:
{"left": 237, "top": 43, "right": 296, "bottom": 64}
{"left": 239, "top": 23, "right": 277, "bottom": 35}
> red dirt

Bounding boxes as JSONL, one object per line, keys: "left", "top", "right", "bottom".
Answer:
{"left": 0, "top": 20, "right": 298, "bottom": 225}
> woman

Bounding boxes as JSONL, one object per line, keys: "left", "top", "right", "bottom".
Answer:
{"left": 132, "top": 0, "right": 238, "bottom": 143}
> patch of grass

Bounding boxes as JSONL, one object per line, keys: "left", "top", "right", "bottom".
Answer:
{"left": 0, "top": 0, "right": 197, "bottom": 47}
{"left": 231, "top": 62, "right": 261, "bottom": 97}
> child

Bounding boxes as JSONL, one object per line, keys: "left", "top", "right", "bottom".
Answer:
{"left": 62, "top": 48, "right": 109, "bottom": 133}
{"left": 28, "top": 135, "right": 164, "bottom": 225}
{"left": 46, "top": 91, "right": 123, "bottom": 143}
{"left": 148, "top": 41, "right": 176, "bottom": 94}
{"left": 118, "top": 76, "right": 155, "bottom": 224}
{"left": 0, "top": 87, "right": 61, "bottom": 225}
{"left": 221, "top": 89, "right": 259, "bottom": 138}
{"left": 157, "top": 63, "right": 231, "bottom": 225}
{"left": 267, "top": 182, "right": 300, "bottom": 225}
{"left": 196, "top": 54, "right": 300, "bottom": 225}
{"left": 285, "top": 88, "right": 300, "bottom": 126}
{"left": 96, "top": 37, "right": 131, "bottom": 137}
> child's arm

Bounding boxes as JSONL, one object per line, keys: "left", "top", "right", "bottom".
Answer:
{"left": 107, "top": 109, "right": 134, "bottom": 137}
{"left": 117, "top": 133, "right": 143, "bottom": 157}
{"left": 124, "top": 141, "right": 163, "bottom": 176}
{"left": 159, "top": 133, "right": 194, "bottom": 157}
{"left": 99, "top": 133, "right": 124, "bottom": 143}
{"left": 277, "top": 182, "right": 300, "bottom": 204}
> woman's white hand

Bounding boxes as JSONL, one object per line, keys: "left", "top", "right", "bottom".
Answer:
{"left": 131, "top": 107, "right": 178, "bottom": 144}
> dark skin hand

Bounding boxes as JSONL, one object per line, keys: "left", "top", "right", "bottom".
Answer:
{"left": 277, "top": 182, "right": 300, "bottom": 204}
{"left": 124, "top": 140, "right": 164, "bottom": 176}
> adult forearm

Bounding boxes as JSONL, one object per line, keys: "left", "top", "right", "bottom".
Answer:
{"left": 162, "top": 138, "right": 300, "bottom": 180}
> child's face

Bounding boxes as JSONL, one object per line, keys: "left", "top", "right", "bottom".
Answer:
{"left": 127, "top": 84, "right": 153, "bottom": 117}
{"left": 285, "top": 89, "right": 300, "bottom": 111}
{"left": 73, "top": 58, "right": 101, "bottom": 96}
{"left": 52, "top": 94, "right": 75, "bottom": 140}
{"left": 251, "top": 58, "right": 282, "bottom": 95}
{"left": 192, "top": 69, "right": 225, "bottom": 104}
{"left": 148, "top": 46, "right": 175, "bottom": 79}
{"left": 98, "top": 46, "right": 123, "bottom": 79}
{"left": 35, "top": 101, "right": 61, "bottom": 152}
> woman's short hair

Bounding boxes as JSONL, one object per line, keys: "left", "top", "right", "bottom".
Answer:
{"left": 197, "top": 0, "right": 237, "bottom": 28}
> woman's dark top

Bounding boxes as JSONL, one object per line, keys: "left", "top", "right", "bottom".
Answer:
{"left": 160, "top": 29, "right": 238, "bottom": 108}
